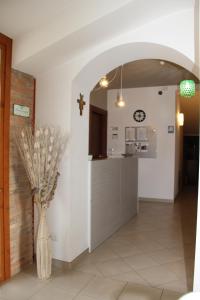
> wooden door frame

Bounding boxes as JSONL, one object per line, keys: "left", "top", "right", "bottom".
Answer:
{"left": 0, "top": 33, "right": 12, "bottom": 281}
{"left": 89, "top": 105, "right": 108, "bottom": 158}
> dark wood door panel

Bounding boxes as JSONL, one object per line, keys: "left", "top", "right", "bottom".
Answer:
{"left": 89, "top": 105, "right": 107, "bottom": 159}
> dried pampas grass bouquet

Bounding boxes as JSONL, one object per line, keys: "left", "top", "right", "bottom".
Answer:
{"left": 15, "top": 126, "right": 66, "bottom": 280}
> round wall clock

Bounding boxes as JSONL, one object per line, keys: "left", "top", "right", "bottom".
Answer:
{"left": 133, "top": 110, "right": 146, "bottom": 122}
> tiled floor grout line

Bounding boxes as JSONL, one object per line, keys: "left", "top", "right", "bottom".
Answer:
{"left": 159, "top": 289, "right": 164, "bottom": 299}
{"left": 116, "top": 282, "right": 128, "bottom": 300}
{"left": 71, "top": 274, "right": 100, "bottom": 300}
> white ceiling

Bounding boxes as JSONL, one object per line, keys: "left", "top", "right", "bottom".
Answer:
{"left": 0, "top": 0, "right": 195, "bottom": 74}
{"left": 0, "top": 0, "right": 193, "bottom": 38}
{"left": 0, "top": 0, "right": 131, "bottom": 38}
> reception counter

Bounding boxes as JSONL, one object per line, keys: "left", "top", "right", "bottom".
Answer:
{"left": 88, "top": 157, "right": 138, "bottom": 251}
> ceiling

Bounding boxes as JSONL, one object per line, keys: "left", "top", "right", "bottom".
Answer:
{"left": 92, "top": 59, "right": 199, "bottom": 136}
{"left": 0, "top": 0, "right": 195, "bottom": 74}
{"left": 0, "top": 0, "right": 131, "bottom": 38}
{"left": 98, "top": 59, "right": 198, "bottom": 89}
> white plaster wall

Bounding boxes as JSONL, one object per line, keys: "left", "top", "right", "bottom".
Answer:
{"left": 35, "top": 65, "right": 73, "bottom": 261}
{"left": 35, "top": 9, "right": 196, "bottom": 262}
{"left": 107, "top": 86, "right": 177, "bottom": 201}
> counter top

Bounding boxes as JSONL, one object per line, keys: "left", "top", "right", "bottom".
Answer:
{"left": 88, "top": 154, "right": 135, "bottom": 161}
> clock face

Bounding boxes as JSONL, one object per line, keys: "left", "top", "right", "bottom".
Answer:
{"left": 133, "top": 110, "right": 146, "bottom": 122}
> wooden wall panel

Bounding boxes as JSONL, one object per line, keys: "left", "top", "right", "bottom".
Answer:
{"left": 9, "top": 70, "right": 35, "bottom": 276}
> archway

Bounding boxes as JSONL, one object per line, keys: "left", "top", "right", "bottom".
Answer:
{"left": 69, "top": 41, "right": 198, "bottom": 264}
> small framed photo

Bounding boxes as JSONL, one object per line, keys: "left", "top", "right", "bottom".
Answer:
{"left": 168, "top": 125, "right": 174, "bottom": 133}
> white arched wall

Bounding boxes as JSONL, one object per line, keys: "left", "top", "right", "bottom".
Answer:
{"left": 35, "top": 7, "right": 197, "bottom": 265}
{"left": 69, "top": 42, "right": 196, "bottom": 259}
{"left": 33, "top": 5, "right": 200, "bottom": 291}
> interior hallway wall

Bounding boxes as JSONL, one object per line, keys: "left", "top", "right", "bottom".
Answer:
{"left": 107, "top": 86, "right": 177, "bottom": 201}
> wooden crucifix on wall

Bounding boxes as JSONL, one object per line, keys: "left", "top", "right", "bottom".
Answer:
{"left": 77, "top": 93, "right": 86, "bottom": 116}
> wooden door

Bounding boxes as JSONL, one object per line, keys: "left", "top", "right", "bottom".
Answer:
{"left": 89, "top": 105, "right": 107, "bottom": 159}
{"left": 0, "top": 43, "right": 4, "bottom": 281}
{"left": 0, "top": 33, "right": 12, "bottom": 282}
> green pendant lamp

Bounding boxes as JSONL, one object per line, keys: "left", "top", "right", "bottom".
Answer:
{"left": 179, "top": 80, "right": 195, "bottom": 98}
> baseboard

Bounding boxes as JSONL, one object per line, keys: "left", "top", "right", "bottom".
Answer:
{"left": 139, "top": 197, "right": 174, "bottom": 203}
{"left": 52, "top": 249, "right": 89, "bottom": 270}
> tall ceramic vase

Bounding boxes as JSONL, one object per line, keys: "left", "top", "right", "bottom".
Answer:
{"left": 36, "top": 204, "right": 52, "bottom": 280}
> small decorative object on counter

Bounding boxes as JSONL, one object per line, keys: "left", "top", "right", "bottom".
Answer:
{"left": 15, "top": 126, "right": 66, "bottom": 280}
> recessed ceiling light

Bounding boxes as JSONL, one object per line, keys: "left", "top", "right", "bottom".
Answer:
{"left": 160, "top": 61, "right": 165, "bottom": 65}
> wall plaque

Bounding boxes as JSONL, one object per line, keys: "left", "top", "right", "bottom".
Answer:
{"left": 13, "top": 104, "right": 30, "bottom": 117}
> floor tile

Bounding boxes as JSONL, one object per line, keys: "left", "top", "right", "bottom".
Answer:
{"left": 135, "top": 240, "right": 164, "bottom": 253}
{"left": 118, "top": 283, "right": 162, "bottom": 300}
{"left": 111, "top": 270, "right": 149, "bottom": 286}
{"left": 80, "top": 276, "right": 126, "bottom": 300}
{"left": 29, "top": 284, "right": 74, "bottom": 300}
{"left": 149, "top": 248, "right": 183, "bottom": 264}
{"left": 161, "top": 289, "right": 184, "bottom": 300}
{"left": 123, "top": 254, "right": 158, "bottom": 270}
{"left": 161, "top": 259, "right": 194, "bottom": 280}
{"left": 106, "top": 240, "right": 141, "bottom": 258}
{"left": 74, "top": 295, "right": 98, "bottom": 300}
{"left": 158, "top": 279, "right": 192, "bottom": 294}
{"left": 82, "top": 245, "right": 118, "bottom": 264}
{"left": 137, "top": 265, "right": 178, "bottom": 286}
{"left": 0, "top": 272, "right": 48, "bottom": 300}
{"left": 48, "top": 270, "right": 93, "bottom": 296}
{"left": 95, "top": 258, "right": 132, "bottom": 277}
{"left": 74, "top": 261, "right": 103, "bottom": 276}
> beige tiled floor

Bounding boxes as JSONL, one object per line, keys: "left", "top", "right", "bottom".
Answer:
{"left": 0, "top": 187, "right": 197, "bottom": 300}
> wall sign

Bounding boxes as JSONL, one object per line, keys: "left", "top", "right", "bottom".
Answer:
{"left": 13, "top": 104, "right": 30, "bottom": 117}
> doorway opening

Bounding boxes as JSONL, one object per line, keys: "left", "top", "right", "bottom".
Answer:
{"left": 89, "top": 105, "right": 107, "bottom": 159}
{"left": 87, "top": 59, "right": 199, "bottom": 293}
{"left": 180, "top": 91, "right": 200, "bottom": 189}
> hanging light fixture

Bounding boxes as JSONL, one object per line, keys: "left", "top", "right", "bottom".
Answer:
{"left": 99, "top": 76, "right": 109, "bottom": 88}
{"left": 116, "top": 65, "right": 125, "bottom": 107}
{"left": 94, "top": 68, "right": 119, "bottom": 92}
{"left": 179, "top": 80, "right": 195, "bottom": 98}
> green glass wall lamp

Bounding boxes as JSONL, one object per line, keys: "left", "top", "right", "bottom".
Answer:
{"left": 179, "top": 80, "right": 196, "bottom": 98}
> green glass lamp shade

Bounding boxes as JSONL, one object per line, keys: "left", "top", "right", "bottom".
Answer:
{"left": 180, "top": 80, "right": 195, "bottom": 98}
